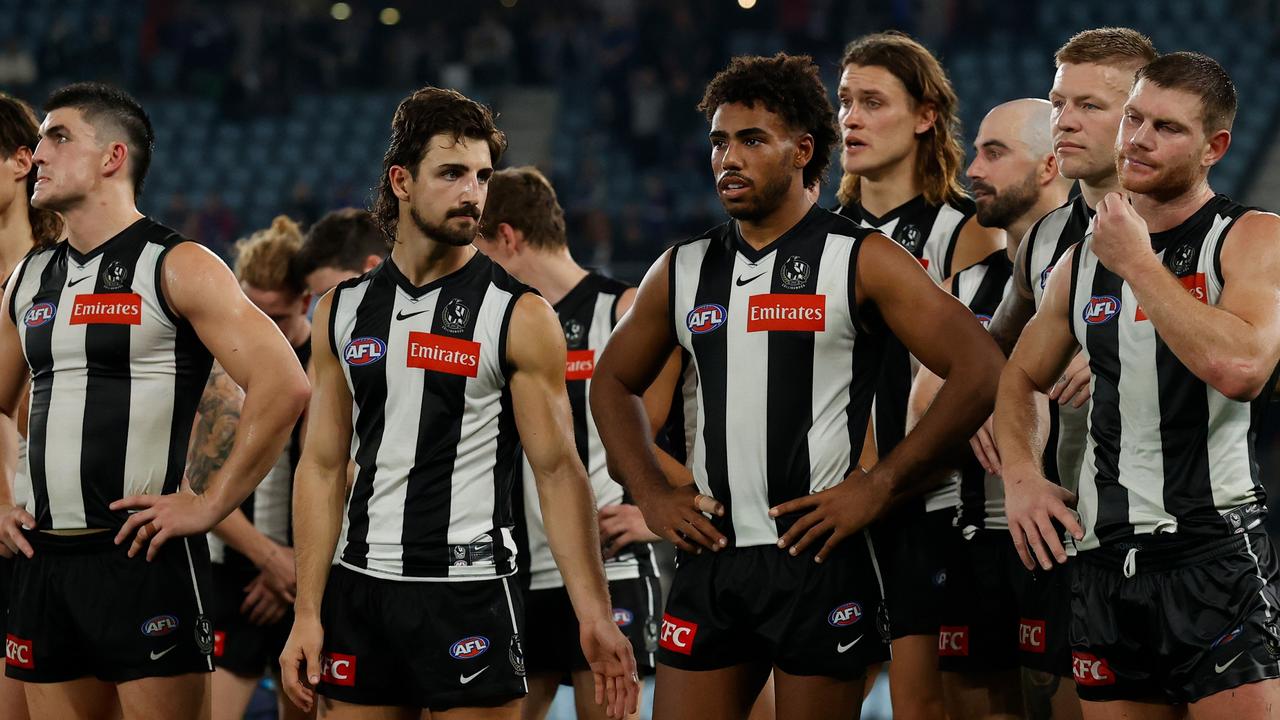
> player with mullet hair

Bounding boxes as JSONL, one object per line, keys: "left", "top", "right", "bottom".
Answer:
{"left": 997, "top": 52, "right": 1280, "bottom": 717}
{"left": 591, "top": 52, "right": 1002, "bottom": 720}
{"left": 279, "top": 87, "right": 638, "bottom": 720}
{"left": 0, "top": 81, "right": 310, "bottom": 719}
{"left": 834, "top": 30, "right": 1007, "bottom": 719}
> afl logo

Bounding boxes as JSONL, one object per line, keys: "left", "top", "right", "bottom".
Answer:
{"left": 686, "top": 304, "right": 727, "bottom": 334}
{"left": 613, "top": 608, "right": 634, "bottom": 627}
{"left": 974, "top": 314, "right": 992, "bottom": 328}
{"left": 1082, "top": 295, "right": 1121, "bottom": 325}
{"left": 140, "top": 614, "right": 179, "bottom": 637}
{"left": 344, "top": 337, "right": 387, "bottom": 366}
{"left": 1040, "top": 264, "right": 1054, "bottom": 290}
{"left": 24, "top": 302, "right": 55, "bottom": 328}
{"left": 828, "top": 602, "right": 862, "bottom": 627}
{"left": 450, "top": 635, "right": 490, "bottom": 660}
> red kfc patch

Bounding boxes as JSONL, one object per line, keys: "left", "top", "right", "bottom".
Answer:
{"left": 321, "top": 652, "right": 357, "bottom": 687}
{"left": 5, "top": 634, "right": 32, "bottom": 669}
{"left": 1072, "top": 651, "right": 1116, "bottom": 686}
{"left": 938, "top": 626, "right": 969, "bottom": 656}
{"left": 1019, "top": 619, "right": 1046, "bottom": 654}
{"left": 659, "top": 614, "right": 698, "bottom": 656}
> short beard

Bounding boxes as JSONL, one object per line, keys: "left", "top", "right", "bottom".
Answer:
{"left": 723, "top": 165, "right": 793, "bottom": 223}
{"left": 410, "top": 205, "right": 478, "bottom": 247}
{"left": 974, "top": 171, "right": 1040, "bottom": 230}
{"left": 1117, "top": 155, "right": 1201, "bottom": 203}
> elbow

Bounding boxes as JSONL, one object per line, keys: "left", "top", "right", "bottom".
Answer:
{"left": 1205, "top": 358, "right": 1270, "bottom": 402}
{"left": 285, "top": 372, "right": 312, "bottom": 417}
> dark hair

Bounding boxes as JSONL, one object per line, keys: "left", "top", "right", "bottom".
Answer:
{"left": 479, "top": 166, "right": 567, "bottom": 250}
{"left": 0, "top": 94, "right": 60, "bottom": 247}
{"left": 1055, "top": 27, "right": 1157, "bottom": 69}
{"left": 697, "top": 52, "right": 838, "bottom": 189}
{"left": 1135, "top": 51, "right": 1237, "bottom": 134}
{"left": 293, "top": 208, "right": 388, "bottom": 279}
{"left": 837, "top": 31, "right": 966, "bottom": 208}
{"left": 43, "top": 82, "right": 154, "bottom": 198}
{"left": 372, "top": 87, "right": 507, "bottom": 241}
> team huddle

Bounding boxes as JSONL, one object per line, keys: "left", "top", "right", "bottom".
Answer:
{"left": 0, "top": 22, "right": 1274, "bottom": 720}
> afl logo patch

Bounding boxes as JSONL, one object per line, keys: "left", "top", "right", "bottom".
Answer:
{"left": 24, "top": 302, "right": 55, "bottom": 327}
{"left": 344, "top": 337, "right": 387, "bottom": 366}
{"left": 686, "top": 304, "right": 727, "bottom": 334}
{"left": 828, "top": 602, "right": 862, "bottom": 627}
{"left": 1040, "top": 264, "right": 1054, "bottom": 290}
{"left": 1082, "top": 295, "right": 1121, "bottom": 325}
{"left": 140, "top": 615, "right": 179, "bottom": 638}
{"left": 450, "top": 635, "right": 490, "bottom": 660}
{"left": 780, "top": 255, "right": 811, "bottom": 290}
{"left": 974, "top": 313, "right": 992, "bottom": 328}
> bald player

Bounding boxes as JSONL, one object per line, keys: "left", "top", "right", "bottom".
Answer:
{"left": 909, "top": 99, "right": 1072, "bottom": 720}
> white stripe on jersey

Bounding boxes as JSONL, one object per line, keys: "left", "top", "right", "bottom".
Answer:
{"left": 123, "top": 245, "right": 177, "bottom": 500}
{"left": 807, "top": 234, "right": 859, "bottom": 493}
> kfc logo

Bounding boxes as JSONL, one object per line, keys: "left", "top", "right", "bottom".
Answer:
{"left": 70, "top": 293, "right": 142, "bottom": 325}
{"left": 746, "top": 294, "right": 825, "bottom": 333}
{"left": 659, "top": 614, "right": 698, "bottom": 655}
{"left": 407, "top": 332, "right": 481, "bottom": 378}
{"left": 1082, "top": 295, "right": 1120, "bottom": 325}
{"left": 1019, "top": 619, "right": 1046, "bottom": 653}
{"left": 5, "top": 635, "right": 32, "bottom": 669}
{"left": 1072, "top": 651, "right": 1116, "bottom": 686}
{"left": 938, "top": 626, "right": 969, "bottom": 656}
{"left": 213, "top": 631, "right": 225, "bottom": 658}
{"left": 566, "top": 349, "right": 595, "bottom": 380}
{"left": 321, "top": 652, "right": 356, "bottom": 686}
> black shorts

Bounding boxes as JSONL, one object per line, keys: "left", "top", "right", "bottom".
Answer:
{"left": 210, "top": 561, "right": 291, "bottom": 678}
{"left": 5, "top": 531, "right": 215, "bottom": 683}
{"left": 870, "top": 506, "right": 950, "bottom": 639}
{"left": 658, "top": 537, "right": 890, "bottom": 678}
{"left": 1070, "top": 533, "right": 1280, "bottom": 703}
{"left": 318, "top": 565, "right": 527, "bottom": 710}
{"left": 525, "top": 576, "right": 660, "bottom": 682}
{"left": 938, "top": 529, "right": 1071, "bottom": 677}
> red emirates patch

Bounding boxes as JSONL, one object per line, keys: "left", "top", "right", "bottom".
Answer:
{"left": 746, "top": 294, "right": 825, "bottom": 333}
{"left": 406, "top": 332, "right": 481, "bottom": 378}
{"left": 565, "top": 349, "right": 595, "bottom": 380}
{"left": 1135, "top": 273, "right": 1206, "bottom": 321}
{"left": 70, "top": 293, "right": 142, "bottom": 325}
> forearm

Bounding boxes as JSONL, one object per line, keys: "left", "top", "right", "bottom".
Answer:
{"left": 993, "top": 364, "right": 1051, "bottom": 477}
{"left": 592, "top": 375, "right": 672, "bottom": 502}
{"left": 212, "top": 508, "right": 278, "bottom": 567}
{"left": 291, "top": 458, "right": 347, "bottom": 617}
{"left": 0, "top": 414, "right": 17, "bottom": 507}
{"left": 987, "top": 292, "right": 1035, "bottom": 357}
{"left": 202, "top": 380, "right": 306, "bottom": 519}
{"left": 538, "top": 461, "right": 613, "bottom": 625}
{"left": 655, "top": 445, "right": 693, "bottom": 488}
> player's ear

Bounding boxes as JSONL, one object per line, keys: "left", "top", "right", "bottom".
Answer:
{"left": 914, "top": 102, "right": 938, "bottom": 136}
{"left": 500, "top": 223, "right": 525, "bottom": 254}
{"left": 1203, "top": 129, "right": 1231, "bottom": 168}
{"left": 389, "top": 165, "right": 413, "bottom": 202}
{"left": 794, "top": 133, "right": 814, "bottom": 169}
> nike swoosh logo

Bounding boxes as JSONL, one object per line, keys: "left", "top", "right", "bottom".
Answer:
{"left": 396, "top": 309, "right": 428, "bottom": 321}
{"left": 735, "top": 272, "right": 766, "bottom": 287}
{"left": 150, "top": 645, "right": 177, "bottom": 661}
{"left": 68, "top": 276, "right": 92, "bottom": 287}
{"left": 836, "top": 637, "right": 862, "bottom": 653}
{"left": 459, "top": 666, "right": 488, "bottom": 684}
{"left": 1215, "top": 651, "right": 1245, "bottom": 673}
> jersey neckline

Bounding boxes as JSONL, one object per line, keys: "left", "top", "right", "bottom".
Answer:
{"left": 729, "top": 203, "right": 825, "bottom": 263}
{"left": 382, "top": 249, "right": 484, "bottom": 299}
{"left": 65, "top": 217, "right": 151, "bottom": 267}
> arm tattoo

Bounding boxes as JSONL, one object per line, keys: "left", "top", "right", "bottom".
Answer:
{"left": 186, "top": 363, "right": 244, "bottom": 494}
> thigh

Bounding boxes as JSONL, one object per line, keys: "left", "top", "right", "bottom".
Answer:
{"left": 1189, "top": 678, "right": 1280, "bottom": 719}
{"left": 941, "top": 669, "right": 1023, "bottom": 720}
{"left": 1080, "top": 699, "right": 1185, "bottom": 720}
{"left": 771, "top": 664, "right": 864, "bottom": 720}
{"left": 23, "top": 676, "right": 119, "bottom": 720}
{"left": 887, "top": 635, "right": 946, "bottom": 720}
{"left": 520, "top": 673, "right": 561, "bottom": 720}
{"left": 1021, "top": 667, "right": 1081, "bottom": 720}
{"left": 117, "top": 671, "right": 211, "bottom": 720}
{"left": 432, "top": 698, "right": 521, "bottom": 720}
{"left": 653, "top": 662, "right": 770, "bottom": 720}
{"left": 319, "top": 697, "right": 417, "bottom": 720}
{"left": 211, "top": 667, "right": 260, "bottom": 720}
{"left": 570, "top": 669, "right": 637, "bottom": 720}
{"left": 0, "top": 672, "right": 29, "bottom": 720}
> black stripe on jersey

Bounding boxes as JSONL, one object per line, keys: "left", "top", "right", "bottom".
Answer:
{"left": 25, "top": 250, "right": 67, "bottom": 528}
{"left": 557, "top": 281, "right": 597, "bottom": 470}
{"left": 339, "top": 276, "right": 394, "bottom": 569}
{"left": 492, "top": 280, "right": 529, "bottom": 574}
{"left": 845, "top": 239, "right": 883, "bottom": 479}
{"left": 1022, "top": 213, "right": 1047, "bottom": 292}
{"left": 400, "top": 278, "right": 487, "bottom": 575}
{"left": 690, "top": 238, "right": 735, "bottom": 544}
{"left": 942, "top": 217, "right": 965, "bottom": 279}
{"left": 1079, "top": 249, "right": 1128, "bottom": 541}
{"left": 765, "top": 236, "right": 824, "bottom": 535}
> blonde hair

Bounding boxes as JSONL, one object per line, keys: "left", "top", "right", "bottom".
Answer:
{"left": 234, "top": 215, "right": 305, "bottom": 294}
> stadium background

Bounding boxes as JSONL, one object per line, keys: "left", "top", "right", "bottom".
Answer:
{"left": 4, "top": 0, "right": 1279, "bottom": 717}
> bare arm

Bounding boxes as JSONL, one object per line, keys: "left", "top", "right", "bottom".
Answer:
{"left": 0, "top": 262, "right": 39, "bottom": 557}
{"left": 508, "top": 293, "right": 638, "bottom": 719}
{"left": 1098, "top": 202, "right": 1280, "bottom": 401}
{"left": 112, "top": 243, "right": 310, "bottom": 557}
{"left": 947, "top": 215, "right": 1007, "bottom": 278}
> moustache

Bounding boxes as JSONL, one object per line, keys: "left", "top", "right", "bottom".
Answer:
{"left": 971, "top": 181, "right": 997, "bottom": 197}
{"left": 447, "top": 205, "right": 481, "bottom": 220}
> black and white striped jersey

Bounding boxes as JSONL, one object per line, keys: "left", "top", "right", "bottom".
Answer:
{"left": 670, "top": 205, "right": 886, "bottom": 548}
{"left": 938, "top": 250, "right": 1013, "bottom": 532}
{"left": 1069, "top": 194, "right": 1270, "bottom": 551}
{"left": 839, "top": 196, "right": 974, "bottom": 475}
{"left": 330, "top": 252, "right": 531, "bottom": 581}
{"left": 210, "top": 338, "right": 310, "bottom": 569}
{"left": 519, "top": 272, "right": 657, "bottom": 590}
{"left": 1024, "top": 195, "right": 1093, "bottom": 491}
{"left": 7, "top": 218, "right": 214, "bottom": 531}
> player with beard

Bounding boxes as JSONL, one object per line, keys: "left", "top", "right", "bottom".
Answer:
{"left": 833, "top": 32, "right": 1006, "bottom": 719}
{"left": 0, "top": 92, "right": 61, "bottom": 720}
{"left": 279, "top": 87, "right": 638, "bottom": 720}
{"left": 997, "top": 52, "right": 1280, "bottom": 717}
{"left": 590, "top": 52, "right": 1002, "bottom": 720}
{"left": 909, "top": 99, "right": 1071, "bottom": 719}
{"left": 292, "top": 208, "right": 387, "bottom": 298}
{"left": 0, "top": 82, "right": 310, "bottom": 719}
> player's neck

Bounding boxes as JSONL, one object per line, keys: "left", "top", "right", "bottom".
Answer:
{"left": 61, "top": 193, "right": 143, "bottom": 257}
{"left": 855, "top": 156, "right": 922, "bottom": 218}
{"left": 0, "top": 194, "right": 34, "bottom": 279}
{"left": 1131, "top": 180, "right": 1215, "bottom": 235}
{"left": 390, "top": 231, "right": 476, "bottom": 287}
{"left": 1079, "top": 173, "right": 1122, "bottom": 210}
{"left": 517, "top": 250, "right": 588, "bottom": 306}
{"left": 736, "top": 190, "right": 813, "bottom": 251}
{"left": 1007, "top": 189, "right": 1071, "bottom": 257}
